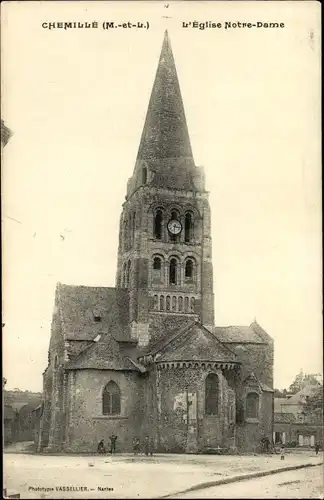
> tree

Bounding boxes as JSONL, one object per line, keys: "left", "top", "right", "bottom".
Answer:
{"left": 288, "top": 371, "right": 320, "bottom": 394}
{"left": 301, "top": 385, "right": 323, "bottom": 415}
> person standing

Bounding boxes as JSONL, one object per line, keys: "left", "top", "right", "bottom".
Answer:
{"left": 315, "top": 443, "right": 320, "bottom": 455}
{"left": 109, "top": 434, "right": 118, "bottom": 454}
{"left": 133, "top": 437, "right": 140, "bottom": 456}
{"left": 149, "top": 437, "right": 154, "bottom": 456}
{"left": 144, "top": 436, "right": 150, "bottom": 456}
{"left": 280, "top": 444, "right": 285, "bottom": 461}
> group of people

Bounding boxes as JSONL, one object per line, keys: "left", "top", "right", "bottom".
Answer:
{"left": 97, "top": 434, "right": 117, "bottom": 455}
{"left": 97, "top": 434, "right": 154, "bottom": 456}
{"left": 133, "top": 436, "right": 154, "bottom": 456}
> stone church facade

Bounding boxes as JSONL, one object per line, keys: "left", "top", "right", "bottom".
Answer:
{"left": 38, "top": 31, "right": 274, "bottom": 454}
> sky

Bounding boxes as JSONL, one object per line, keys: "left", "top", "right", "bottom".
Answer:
{"left": 2, "top": 1, "right": 322, "bottom": 392}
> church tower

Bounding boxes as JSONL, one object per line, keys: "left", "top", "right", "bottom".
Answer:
{"left": 116, "top": 31, "right": 215, "bottom": 346}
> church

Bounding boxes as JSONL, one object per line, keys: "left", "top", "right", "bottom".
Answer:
{"left": 38, "top": 31, "right": 274, "bottom": 454}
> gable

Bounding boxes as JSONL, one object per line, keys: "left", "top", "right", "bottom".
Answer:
{"left": 155, "top": 323, "right": 237, "bottom": 363}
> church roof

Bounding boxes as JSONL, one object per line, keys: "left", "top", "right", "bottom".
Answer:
{"left": 129, "top": 31, "right": 203, "bottom": 195}
{"left": 56, "top": 283, "right": 142, "bottom": 371}
{"left": 214, "top": 322, "right": 271, "bottom": 344}
{"left": 65, "top": 337, "right": 139, "bottom": 371}
{"left": 144, "top": 321, "right": 239, "bottom": 364}
{"left": 57, "top": 283, "right": 130, "bottom": 341}
{"left": 136, "top": 30, "right": 193, "bottom": 162}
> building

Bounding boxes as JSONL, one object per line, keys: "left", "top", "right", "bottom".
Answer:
{"left": 3, "top": 391, "right": 43, "bottom": 445}
{"left": 38, "top": 31, "right": 274, "bottom": 454}
{"left": 1, "top": 119, "right": 12, "bottom": 147}
{"left": 274, "top": 386, "right": 323, "bottom": 447}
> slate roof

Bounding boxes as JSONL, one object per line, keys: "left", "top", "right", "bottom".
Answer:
{"left": 282, "top": 385, "right": 321, "bottom": 405}
{"left": 274, "top": 412, "right": 296, "bottom": 424}
{"left": 145, "top": 321, "right": 239, "bottom": 364}
{"left": 136, "top": 31, "right": 193, "bottom": 162}
{"left": 57, "top": 283, "right": 130, "bottom": 341}
{"left": 214, "top": 322, "right": 270, "bottom": 344}
{"left": 259, "top": 382, "right": 274, "bottom": 393}
{"left": 4, "top": 405, "right": 16, "bottom": 420}
{"left": 66, "top": 338, "right": 138, "bottom": 371}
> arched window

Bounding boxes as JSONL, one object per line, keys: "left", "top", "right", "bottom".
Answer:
{"left": 154, "top": 209, "right": 163, "bottom": 240}
{"left": 153, "top": 295, "right": 158, "bottom": 310}
{"left": 166, "top": 295, "right": 171, "bottom": 311}
{"left": 205, "top": 373, "right": 219, "bottom": 415}
{"left": 122, "top": 262, "right": 127, "bottom": 288}
{"left": 122, "top": 219, "right": 127, "bottom": 252}
{"left": 185, "top": 259, "right": 194, "bottom": 281}
{"left": 124, "top": 218, "right": 129, "bottom": 251}
{"left": 142, "top": 167, "right": 147, "bottom": 185}
{"left": 102, "top": 381, "right": 121, "bottom": 415}
{"left": 160, "top": 295, "right": 165, "bottom": 311}
{"left": 185, "top": 212, "right": 194, "bottom": 243}
{"left": 152, "top": 256, "right": 163, "bottom": 283}
{"left": 128, "top": 213, "right": 132, "bottom": 247}
{"left": 169, "top": 258, "right": 178, "bottom": 285}
{"left": 126, "top": 260, "right": 131, "bottom": 288}
{"left": 178, "top": 296, "right": 183, "bottom": 312}
{"left": 132, "top": 212, "right": 136, "bottom": 245}
{"left": 185, "top": 296, "right": 189, "bottom": 312}
{"left": 190, "top": 297, "right": 195, "bottom": 312}
{"left": 246, "top": 393, "right": 259, "bottom": 419}
{"left": 172, "top": 296, "right": 177, "bottom": 311}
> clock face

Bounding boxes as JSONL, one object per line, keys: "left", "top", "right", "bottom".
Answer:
{"left": 168, "top": 219, "right": 182, "bottom": 235}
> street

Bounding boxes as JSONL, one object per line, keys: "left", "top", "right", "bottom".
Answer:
{"left": 171, "top": 465, "right": 323, "bottom": 499}
{"left": 3, "top": 450, "right": 323, "bottom": 499}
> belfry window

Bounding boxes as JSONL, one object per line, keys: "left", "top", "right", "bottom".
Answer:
{"left": 185, "top": 212, "right": 194, "bottom": 242}
{"left": 246, "top": 393, "right": 259, "bottom": 419}
{"left": 185, "top": 259, "right": 194, "bottom": 281}
{"left": 153, "top": 256, "right": 163, "bottom": 283}
{"left": 102, "top": 381, "right": 121, "bottom": 415}
{"left": 169, "top": 258, "right": 178, "bottom": 285}
{"left": 205, "top": 373, "right": 219, "bottom": 416}
{"left": 154, "top": 209, "right": 163, "bottom": 240}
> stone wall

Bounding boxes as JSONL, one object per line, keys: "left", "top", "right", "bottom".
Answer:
{"left": 63, "top": 369, "right": 145, "bottom": 453}
{"left": 236, "top": 391, "right": 273, "bottom": 452}
{"left": 151, "top": 365, "right": 236, "bottom": 453}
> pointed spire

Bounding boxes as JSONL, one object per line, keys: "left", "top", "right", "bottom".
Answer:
{"left": 136, "top": 31, "right": 193, "bottom": 161}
